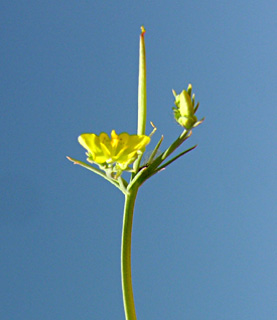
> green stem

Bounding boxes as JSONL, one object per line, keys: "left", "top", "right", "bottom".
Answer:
{"left": 121, "top": 184, "right": 139, "bottom": 320}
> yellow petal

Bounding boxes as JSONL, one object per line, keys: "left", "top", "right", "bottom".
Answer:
{"left": 99, "top": 132, "right": 113, "bottom": 160}
{"left": 78, "top": 133, "right": 108, "bottom": 163}
{"left": 115, "top": 134, "right": 150, "bottom": 163}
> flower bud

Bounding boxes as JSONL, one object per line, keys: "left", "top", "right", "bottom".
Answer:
{"left": 173, "top": 84, "right": 199, "bottom": 130}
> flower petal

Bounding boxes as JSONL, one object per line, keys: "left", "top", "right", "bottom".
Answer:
{"left": 78, "top": 133, "right": 108, "bottom": 163}
{"left": 99, "top": 132, "right": 113, "bottom": 160}
{"left": 115, "top": 134, "right": 150, "bottom": 163}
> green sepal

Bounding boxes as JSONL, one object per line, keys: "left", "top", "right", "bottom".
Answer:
{"left": 194, "top": 102, "right": 200, "bottom": 114}
{"left": 187, "top": 83, "right": 192, "bottom": 96}
{"left": 177, "top": 115, "right": 197, "bottom": 129}
{"left": 67, "top": 156, "right": 128, "bottom": 194}
{"left": 193, "top": 117, "right": 205, "bottom": 128}
{"left": 142, "top": 135, "right": 164, "bottom": 167}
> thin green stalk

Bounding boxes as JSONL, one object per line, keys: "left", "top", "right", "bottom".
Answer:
{"left": 137, "top": 26, "right": 146, "bottom": 136}
{"left": 134, "top": 26, "right": 147, "bottom": 173}
{"left": 121, "top": 184, "right": 139, "bottom": 320}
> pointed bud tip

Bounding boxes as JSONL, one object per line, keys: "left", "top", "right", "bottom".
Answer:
{"left": 67, "top": 156, "right": 78, "bottom": 164}
{"left": 141, "top": 26, "right": 146, "bottom": 35}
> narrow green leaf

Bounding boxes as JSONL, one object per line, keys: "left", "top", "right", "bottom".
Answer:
{"left": 67, "top": 156, "right": 127, "bottom": 193}
{"left": 144, "top": 135, "right": 164, "bottom": 166}
{"left": 156, "top": 145, "right": 197, "bottom": 171}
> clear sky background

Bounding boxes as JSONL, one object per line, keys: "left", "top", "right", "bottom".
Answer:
{"left": 1, "top": 1, "right": 277, "bottom": 319}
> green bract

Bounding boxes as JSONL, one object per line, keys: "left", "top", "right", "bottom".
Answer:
{"left": 173, "top": 84, "right": 199, "bottom": 130}
{"left": 78, "top": 130, "right": 150, "bottom": 169}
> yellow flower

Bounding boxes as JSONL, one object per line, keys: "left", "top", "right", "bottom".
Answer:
{"left": 78, "top": 130, "right": 151, "bottom": 167}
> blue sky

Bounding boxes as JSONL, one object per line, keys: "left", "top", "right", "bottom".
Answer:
{"left": 1, "top": 1, "right": 277, "bottom": 319}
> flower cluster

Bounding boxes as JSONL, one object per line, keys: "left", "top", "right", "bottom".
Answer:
{"left": 67, "top": 27, "right": 204, "bottom": 320}
{"left": 68, "top": 28, "right": 203, "bottom": 186}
